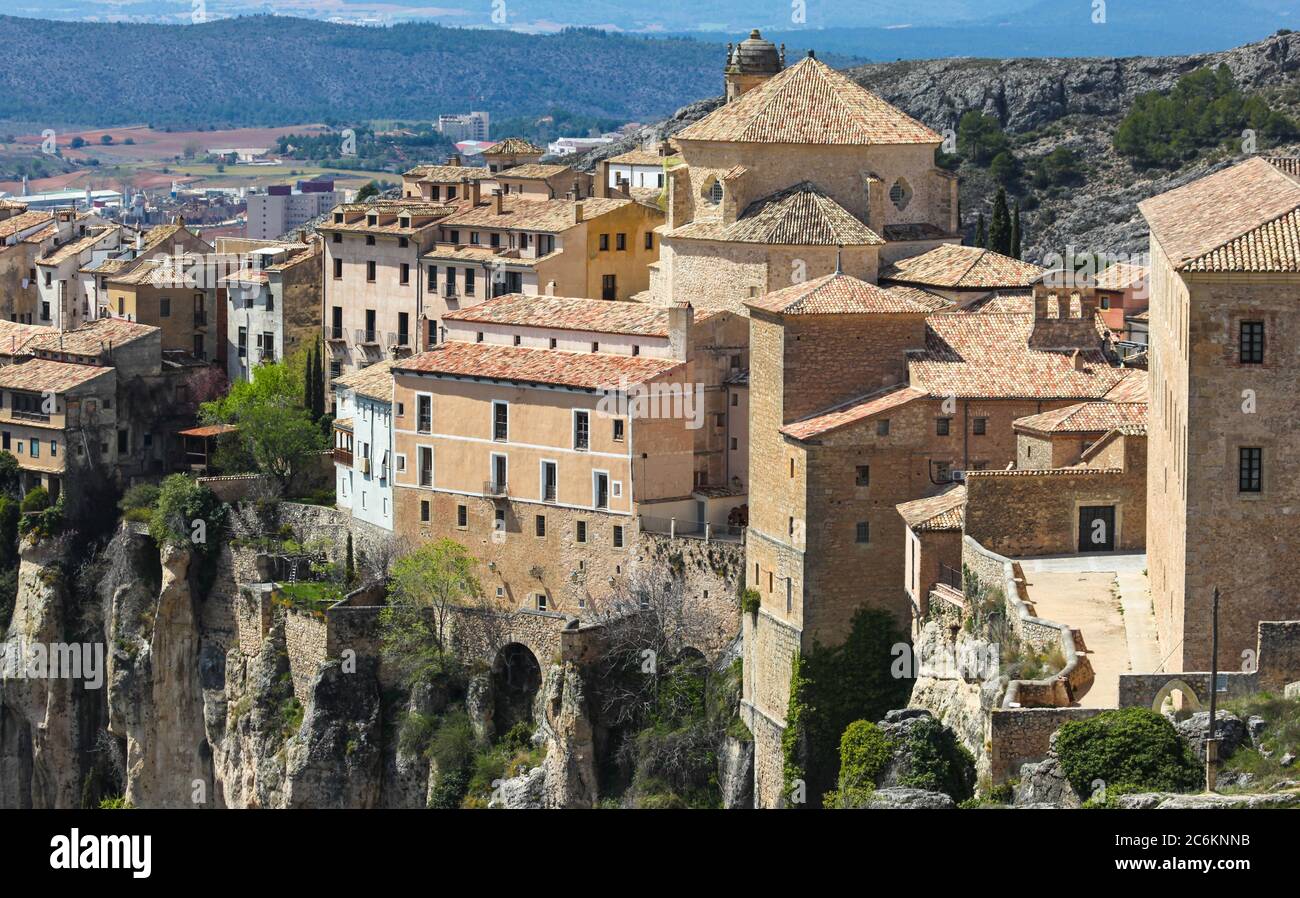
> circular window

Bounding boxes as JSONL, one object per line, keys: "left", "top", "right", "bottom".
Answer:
{"left": 889, "top": 178, "right": 913, "bottom": 211}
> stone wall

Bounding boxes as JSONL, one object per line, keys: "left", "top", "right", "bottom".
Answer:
{"left": 634, "top": 531, "right": 742, "bottom": 656}
{"left": 284, "top": 607, "right": 329, "bottom": 704}
{"left": 1257, "top": 620, "right": 1300, "bottom": 693}
{"left": 989, "top": 707, "right": 1103, "bottom": 784}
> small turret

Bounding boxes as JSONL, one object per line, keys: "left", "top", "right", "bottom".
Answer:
{"left": 724, "top": 29, "right": 785, "bottom": 102}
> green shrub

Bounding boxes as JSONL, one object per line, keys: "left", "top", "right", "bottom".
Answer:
{"left": 741, "top": 588, "right": 761, "bottom": 615}
{"left": 20, "top": 486, "right": 49, "bottom": 514}
{"left": 897, "top": 715, "right": 976, "bottom": 801}
{"left": 119, "top": 483, "right": 161, "bottom": 515}
{"left": 1055, "top": 707, "right": 1200, "bottom": 797}
{"left": 837, "top": 720, "right": 895, "bottom": 798}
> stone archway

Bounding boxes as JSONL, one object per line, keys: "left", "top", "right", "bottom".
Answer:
{"left": 491, "top": 642, "right": 542, "bottom": 738}
{"left": 1151, "top": 679, "right": 1202, "bottom": 719}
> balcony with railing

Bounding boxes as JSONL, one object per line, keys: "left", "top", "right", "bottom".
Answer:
{"left": 638, "top": 514, "right": 744, "bottom": 544}
{"left": 327, "top": 326, "right": 346, "bottom": 342}
{"left": 333, "top": 447, "right": 353, "bottom": 466}
{"left": 483, "top": 479, "right": 509, "bottom": 498}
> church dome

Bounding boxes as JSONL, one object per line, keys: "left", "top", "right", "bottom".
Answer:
{"left": 727, "top": 29, "right": 783, "bottom": 75}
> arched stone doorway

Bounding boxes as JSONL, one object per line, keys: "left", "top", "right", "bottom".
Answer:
{"left": 1152, "top": 679, "right": 1202, "bottom": 720}
{"left": 491, "top": 642, "right": 542, "bottom": 737}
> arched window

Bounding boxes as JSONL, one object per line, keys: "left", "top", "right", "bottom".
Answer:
{"left": 703, "top": 177, "right": 723, "bottom": 205}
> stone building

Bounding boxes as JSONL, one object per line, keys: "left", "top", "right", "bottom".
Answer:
{"left": 1140, "top": 155, "right": 1300, "bottom": 671}
{"left": 216, "top": 235, "right": 322, "bottom": 381}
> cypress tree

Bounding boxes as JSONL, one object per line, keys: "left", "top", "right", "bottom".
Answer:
{"left": 303, "top": 342, "right": 314, "bottom": 412}
{"left": 988, "top": 187, "right": 1012, "bottom": 256}
{"left": 974, "top": 213, "right": 987, "bottom": 249}
{"left": 313, "top": 338, "right": 326, "bottom": 421}
{"left": 1011, "top": 200, "right": 1023, "bottom": 260}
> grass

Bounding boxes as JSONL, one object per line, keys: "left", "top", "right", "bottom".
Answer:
{"left": 274, "top": 580, "right": 345, "bottom": 612}
{"left": 1219, "top": 692, "right": 1300, "bottom": 794}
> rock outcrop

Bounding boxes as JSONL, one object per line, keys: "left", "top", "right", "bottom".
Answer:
{"left": 1174, "top": 711, "right": 1246, "bottom": 763}
{"left": 535, "top": 662, "right": 597, "bottom": 809}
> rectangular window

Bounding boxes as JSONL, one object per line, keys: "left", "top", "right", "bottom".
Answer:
{"left": 1240, "top": 321, "right": 1265, "bottom": 364}
{"left": 456, "top": 504, "right": 468, "bottom": 528}
{"left": 493, "top": 401, "right": 508, "bottom": 441}
{"left": 417, "top": 395, "right": 432, "bottom": 433}
{"left": 576, "top": 520, "right": 587, "bottom": 544}
{"left": 418, "top": 446, "right": 433, "bottom": 487}
{"left": 427, "top": 265, "right": 437, "bottom": 290}
{"left": 613, "top": 525, "right": 624, "bottom": 548}
{"left": 536, "top": 593, "right": 547, "bottom": 612}
{"left": 30, "top": 439, "right": 38, "bottom": 458}
{"left": 420, "top": 500, "right": 430, "bottom": 523}
{"left": 877, "top": 419, "right": 890, "bottom": 436}
{"left": 936, "top": 418, "right": 951, "bottom": 436}
{"left": 366, "top": 260, "right": 376, "bottom": 282}
{"left": 856, "top": 465, "right": 870, "bottom": 486}
{"left": 398, "top": 312, "right": 409, "bottom": 346}
{"left": 333, "top": 258, "right": 343, "bottom": 279}
{"left": 616, "top": 233, "right": 626, "bottom": 251}
{"left": 973, "top": 417, "right": 987, "bottom": 436}
{"left": 644, "top": 232, "right": 653, "bottom": 250}
{"left": 1239, "top": 447, "right": 1262, "bottom": 493}
{"left": 535, "top": 515, "right": 546, "bottom": 537}
{"left": 599, "top": 234, "right": 609, "bottom": 251}
{"left": 465, "top": 268, "right": 476, "bottom": 296}
{"left": 856, "top": 521, "right": 870, "bottom": 543}
{"left": 400, "top": 263, "right": 410, "bottom": 285}
{"left": 573, "top": 411, "right": 589, "bottom": 450}
{"left": 602, "top": 274, "right": 616, "bottom": 300}
{"left": 159, "top": 297, "right": 171, "bottom": 318}
{"left": 612, "top": 419, "right": 624, "bottom": 442}
{"left": 542, "top": 461, "right": 557, "bottom": 503}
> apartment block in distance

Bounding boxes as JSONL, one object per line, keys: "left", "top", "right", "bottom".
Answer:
{"left": 246, "top": 180, "right": 350, "bottom": 240}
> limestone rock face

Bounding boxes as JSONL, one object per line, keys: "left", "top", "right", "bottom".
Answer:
{"left": 283, "top": 659, "right": 383, "bottom": 808}
{"left": 855, "top": 787, "right": 956, "bottom": 810}
{"left": 490, "top": 766, "right": 547, "bottom": 809}
{"left": 536, "top": 662, "right": 597, "bottom": 809}
{"left": 1014, "top": 755, "right": 1083, "bottom": 808}
{"left": 1174, "top": 711, "right": 1245, "bottom": 763}
{"left": 112, "top": 543, "right": 214, "bottom": 808}
{"left": 1117, "top": 790, "right": 1300, "bottom": 810}
{"left": 718, "top": 735, "right": 754, "bottom": 809}
{"left": 0, "top": 536, "right": 87, "bottom": 808}
{"left": 875, "top": 708, "right": 976, "bottom": 801}
{"left": 906, "top": 621, "right": 1002, "bottom": 779}
{"left": 208, "top": 623, "right": 292, "bottom": 808}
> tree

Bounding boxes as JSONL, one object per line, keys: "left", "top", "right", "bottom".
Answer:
{"left": 379, "top": 539, "right": 485, "bottom": 688}
{"left": 200, "top": 357, "right": 325, "bottom": 488}
{"left": 988, "top": 150, "right": 1020, "bottom": 188}
{"left": 956, "top": 110, "right": 1009, "bottom": 164}
{"left": 149, "top": 475, "right": 225, "bottom": 552}
{"left": 355, "top": 180, "right": 380, "bottom": 202}
{"left": 100, "top": 134, "right": 114, "bottom": 145}
{"left": 1010, "top": 201, "right": 1023, "bottom": 259}
{"left": 0, "top": 451, "right": 19, "bottom": 498}
{"left": 183, "top": 139, "right": 201, "bottom": 159}
{"left": 974, "top": 213, "right": 987, "bottom": 249}
{"left": 988, "top": 187, "right": 1012, "bottom": 256}
{"left": 70, "top": 136, "right": 86, "bottom": 149}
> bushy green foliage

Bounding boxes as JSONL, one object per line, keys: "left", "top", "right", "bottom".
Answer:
{"left": 1220, "top": 692, "right": 1300, "bottom": 793}
{"left": 149, "top": 475, "right": 225, "bottom": 550}
{"left": 741, "top": 588, "right": 761, "bottom": 615}
{"left": 837, "top": 720, "right": 895, "bottom": 800}
{"left": 0, "top": 450, "right": 19, "bottom": 497}
{"left": 17, "top": 489, "right": 61, "bottom": 540}
{"left": 897, "top": 715, "right": 976, "bottom": 801}
{"left": 1114, "top": 64, "right": 1299, "bottom": 168}
{"left": 20, "top": 486, "right": 49, "bottom": 514}
{"left": 1055, "top": 708, "right": 1201, "bottom": 796}
{"left": 957, "top": 110, "right": 1010, "bottom": 164}
{"left": 786, "top": 608, "right": 914, "bottom": 804}
{"left": 118, "top": 483, "right": 161, "bottom": 523}
{"left": 1031, "top": 146, "right": 1085, "bottom": 189}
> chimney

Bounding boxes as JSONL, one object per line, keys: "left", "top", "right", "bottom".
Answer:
{"left": 572, "top": 202, "right": 584, "bottom": 225}
{"left": 493, "top": 189, "right": 504, "bottom": 215}
{"left": 1028, "top": 275, "right": 1102, "bottom": 351}
{"left": 1072, "top": 349, "right": 1086, "bottom": 371}
{"left": 448, "top": 155, "right": 461, "bottom": 167}
{"left": 668, "top": 301, "right": 693, "bottom": 361}
{"left": 466, "top": 179, "right": 481, "bottom": 207}
{"left": 545, "top": 280, "right": 557, "bottom": 296}
{"left": 598, "top": 159, "right": 612, "bottom": 198}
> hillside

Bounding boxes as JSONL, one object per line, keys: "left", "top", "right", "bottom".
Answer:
{"left": 0, "top": 15, "right": 722, "bottom": 127}
{"left": 580, "top": 31, "right": 1300, "bottom": 262}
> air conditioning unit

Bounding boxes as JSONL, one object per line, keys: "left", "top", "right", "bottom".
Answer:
{"left": 950, "top": 470, "right": 966, "bottom": 482}
{"left": 359, "top": 457, "right": 371, "bottom": 474}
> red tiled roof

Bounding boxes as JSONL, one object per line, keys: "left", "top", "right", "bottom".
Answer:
{"left": 0, "top": 210, "right": 53, "bottom": 241}
{"left": 781, "top": 384, "right": 926, "bottom": 441}
{"left": 897, "top": 484, "right": 966, "bottom": 532}
{"left": 881, "top": 243, "right": 1044, "bottom": 290}
{"left": 332, "top": 358, "right": 397, "bottom": 402}
{"left": 677, "top": 56, "right": 940, "bottom": 145}
{"left": 671, "top": 182, "right": 882, "bottom": 246}
{"left": 178, "top": 423, "right": 239, "bottom": 438}
{"left": 394, "top": 341, "right": 683, "bottom": 390}
{"left": 1013, "top": 401, "right": 1148, "bottom": 435}
{"left": 747, "top": 272, "right": 933, "bottom": 315}
{"left": 907, "top": 313, "right": 1126, "bottom": 400}
{"left": 1093, "top": 261, "right": 1148, "bottom": 291}
{"left": 482, "top": 138, "right": 543, "bottom": 156}
{"left": 1103, "top": 368, "right": 1148, "bottom": 403}
{"left": 1139, "top": 157, "right": 1300, "bottom": 272}
{"left": 0, "top": 358, "right": 112, "bottom": 393}
{"left": 24, "top": 317, "right": 157, "bottom": 357}
{"left": 443, "top": 293, "right": 669, "bottom": 337}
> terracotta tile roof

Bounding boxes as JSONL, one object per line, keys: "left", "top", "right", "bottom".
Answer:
{"left": 781, "top": 384, "right": 926, "bottom": 441}
{"left": 1128, "top": 309, "right": 1150, "bottom": 322}
{"left": 483, "top": 138, "right": 543, "bottom": 156}
{"left": 677, "top": 56, "right": 940, "bottom": 145}
{"left": 496, "top": 163, "right": 573, "bottom": 180}
{"left": 395, "top": 341, "right": 683, "bottom": 391}
{"left": 332, "top": 358, "right": 396, "bottom": 403}
{"left": 222, "top": 268, "right": 269, "bottom": 285}
{"left": 320, "top": 205, "right": 454, "bottom": 235}
{"left": 907, "top": 313, "right": 1126, "bottom": 400}
{"left": 405, "top": 163, "right": 491, "bottom": 182}
{"left": 1267, "top": 156, "right": 1300, "bottom": 181}
{"left": 0, "top": 210, "right": 53, "bottom": 241}
{"left": 1013, "top": 401, "right": 1148, "bottom": 435}
{"left": 1103, "top": 368, "right": 1148, "bottom": 403}
{"left": 37, "top": 227, "right": 120, "bottom": 266}
{"left": 178, "top": 423, "right": 238, "bottom": 438}
{"left": 1139, "top": 156, "right": 1300, "bottom": 272}
{"left": 886, "top": 284, "right": 955, "bottom": 312}
{"left": 748, "top": 272, "right": 933, "bottom": 315}
{"left": 0, "top": 199, "right": 27, "bottom": 211}
{"left": 442, "top": 195, "right": 630, "bottom": 233}
{"left": 21, "top": 222, "right": 59, "bottom": 244}
{"left": 881, "top": 243, "right": 1044, "bottom": 290}
{"left": 966, "top": 466, "right": 1123, "bottom": 478}
{"left": 897, "top": 484, "right": 966, "bottom": 532}
{"left": 419, "top": 244, "right": 505, "bottom": 263}
{"left": 24, "top": 317, "right": 157, "bottom": 357}
{"left": 609, "top": 149, "right": 670, "bottom": 166}
{"left": 0, "top": 320, "right": 47, "bottom": 355}
{"left": 1093, "top": 261, "right": 1148, "bottom": 291}
{"left": 672, "top": 182, "right": 882, "bottom": 246}
{"left": 0, "top": 358, "right": 112, "bottom": 393}
{"left": 443, "top": 293, "right": 670, "bottom": 337}
{"left": 957, "top": 291, "right": 1036, "bottom": 314}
